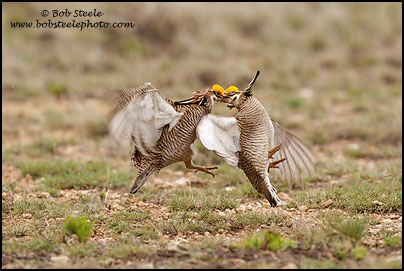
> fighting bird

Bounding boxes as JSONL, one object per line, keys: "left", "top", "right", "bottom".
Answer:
{"left": 109, "top": 82, "right": 220, "bottom": 194}
{"left": 195, "top": 71, "right": 315, "bottom": 206}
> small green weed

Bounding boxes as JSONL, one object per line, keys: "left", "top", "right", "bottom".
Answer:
{"left": 238, "top": 230, "right": 295, "bottom": 251}
{"left": 65, "top": 215, "right": 94, "bottom": 243}
{"left": 352, "top": 245, "right": 367, "bottom": 260}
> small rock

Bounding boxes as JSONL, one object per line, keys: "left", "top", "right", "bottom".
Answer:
{"left": 111, "top": 203, "right": 124, "bottom": 211}
{"left": 224, "top": 208, "right": 236, "bottom": 215}
{"left": 281, "top": 263, "right": 298, "bottom": 269}
{"left": 22, "top": 213, "right": 32, "bottom": 219}
{"left": 278, "top": 192, "right": 292, "bottom": 202}
{"left": 369, "top": 214, "right": 381, "bottom": 220}
{"left": 174, "top": 177, "right": 189, "bottom": 186}
{"left": 232, "top": 258, "right": 246, "bottom": 265}
{"left": 368, "top": 228, "right": 381, "bottom": 234}
{"left": 298, "top": 87, "right": 314, "bottom": 99}
{"left": 136, "top": 262, "right": 154, "bottom": 269}
{"left": 225, "top": 186, "right": 234, "bottom": 191}
{"left": 363, "top": 238, "right": 376, "bottom": 246}
{"left": 194, "top": 235, "right": 203, "bottom": 241}
{"left": 321, "top": 199, "right": 333, "bottom": 208}
{"left": 167, "top": 240, "right": 179, "bottom": 250}
{"left": 14, "top": 186, "right": 22, "bottom": 193}
{"left": 373, "top": 200, "right": 383, "bottom": 206}
{"left": 50, "top": 255, "right": 70, "bottom": 266}
{"left": 25, "top": 174, "right": 33, "bottom": 181}
{"left": 218, "top": 229, "right": 225, "bottom": 233}
{"left": 204, "top": 232, "right": 210, "bottom": 237}
{"left": 297, "top": 205, "right": 308, "bottom": 212}
{"left": 236, "top": 206, "right": 246, "bottom": 213}
{"left": 217, "top": 211, "right": 226, "bottom": 216}
{"left": 126, "top": 197, "right": 139, "bottom": 204}
{"left": 37, "top": 192, "right": 51, "bottom": 198}
{"left": 347, "top": 143, "right": 359, "bottom": 150}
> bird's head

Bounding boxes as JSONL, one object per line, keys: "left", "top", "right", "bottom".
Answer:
{"left": 174, "top": 88, "right": 217, "bottom": 107}
{"left": 174, "top": 70, "right": 260, "bottom": 108}
{"left": 214, "top": 70, "right": 260, "bottom": 109}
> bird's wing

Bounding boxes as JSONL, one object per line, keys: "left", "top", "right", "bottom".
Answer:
{"left": 196, "top": 114, "right": 240, "bottom": 166}
{"left": 109, "top": 83, "right": 183, "bottom": 155}
{"left": 271, "top": 119, "right": 315, "bottom": 187}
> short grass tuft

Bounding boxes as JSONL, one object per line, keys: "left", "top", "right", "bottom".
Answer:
{"left": 65, "top": 215, "right": 94, "bottom": 243}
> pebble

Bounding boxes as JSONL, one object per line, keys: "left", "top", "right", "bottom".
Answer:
{"left": 136, "top": 262, "right": 154, "bottom": 269}
{"left": 373, "top": 200, "right": 383, "bottom": 206}
{"left": 232, "top": 258, "right": 246, "bottom": 265}
{"left": 278, "top": 192, "right": 292, "bottom": 202}
{"left": 22, "top": 213, "right": 32, "bottom": 219}
{"left": 321, "top": 199, "right": 333, "bottom": 208}
{"left": 50, "top": 255, "right": 70, "bottom": 266}
{"left": 167, "top": 240, "right": 179, "bottom": 250}
{"left": 281, "top": 263, "right": 298, "bottom": 269}
{"left": 297, "top": 205, "right": 308, "bottom": 212}
{"left": 37, "top": 192, "right": 51, "bottom": 198}
{"left": 111, "top": 203, "right": 124, "bottom": 211}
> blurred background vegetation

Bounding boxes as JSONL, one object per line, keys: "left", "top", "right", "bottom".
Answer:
{"left": 2, "top": 2, "right": 402, "bottom": 167}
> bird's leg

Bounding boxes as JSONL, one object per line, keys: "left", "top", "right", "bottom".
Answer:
{"left": 130, "top": 164, "right": 155, "bottom": 194}
{"left": 268, "top": 144, "right": 287, "bottom": 171}
{"left": 184, "top": 159, "right": 218, "bottom": 178}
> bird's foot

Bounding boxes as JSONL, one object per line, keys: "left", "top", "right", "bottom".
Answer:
{"left": 268, "top": 158, "right": 287, "bottom": 169}
{"left": 268, "top": 143, "right": 282, "bottom": 159}
{"left": 193, "top": 166, "right": 218, "bottom": 177}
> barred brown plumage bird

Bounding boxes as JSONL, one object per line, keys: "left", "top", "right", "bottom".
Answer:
{"left": 109, "top": 82, "right": 219, "bottom": 194}
{"left": 196, "top": 71, "right": 315, "bottom": 206}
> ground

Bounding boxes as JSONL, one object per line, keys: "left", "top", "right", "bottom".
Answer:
{"left": 2, "top": 2, "right": 402, "bottom": 269}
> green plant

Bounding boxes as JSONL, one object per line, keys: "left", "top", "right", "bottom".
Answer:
{"left": 352, "top": 245, "right": 367, "bottom": 260}
{"left": 47, "top": 81, "right": 68, "bottom": 97}
{"left": 65, "top": 215, "right": 94, "bottom": 243}
{"left": 383, "top": 230, "right": 402, "bottom": 248}
{"left": 327, "top": 215, "right": 368, "bottom": 244}
{"left": 238, "top": 230, "right": 295, "bottom": 251}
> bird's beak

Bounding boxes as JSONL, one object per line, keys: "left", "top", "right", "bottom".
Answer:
{"left": 174, "top": 96, "right": 207, "bottom": 106}
{"left": 174, "top": 97, "right": 198, "bottom": 105}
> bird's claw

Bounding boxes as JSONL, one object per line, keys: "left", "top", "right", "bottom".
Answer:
{"left": 193, "top": 167, "right": 217, "bottom": 178}
{"left": 268, "top": 158, "right": 287, "bottom": 169}
{"left": 268, "top": 143, "right": 282, "bottom": 159}
{"left": 267, "top": 144, "right": 286, "bottom": 171}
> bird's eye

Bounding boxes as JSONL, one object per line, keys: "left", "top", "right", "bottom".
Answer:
{"left": 214, "top": 91, "right": 221, "bottom": 97}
